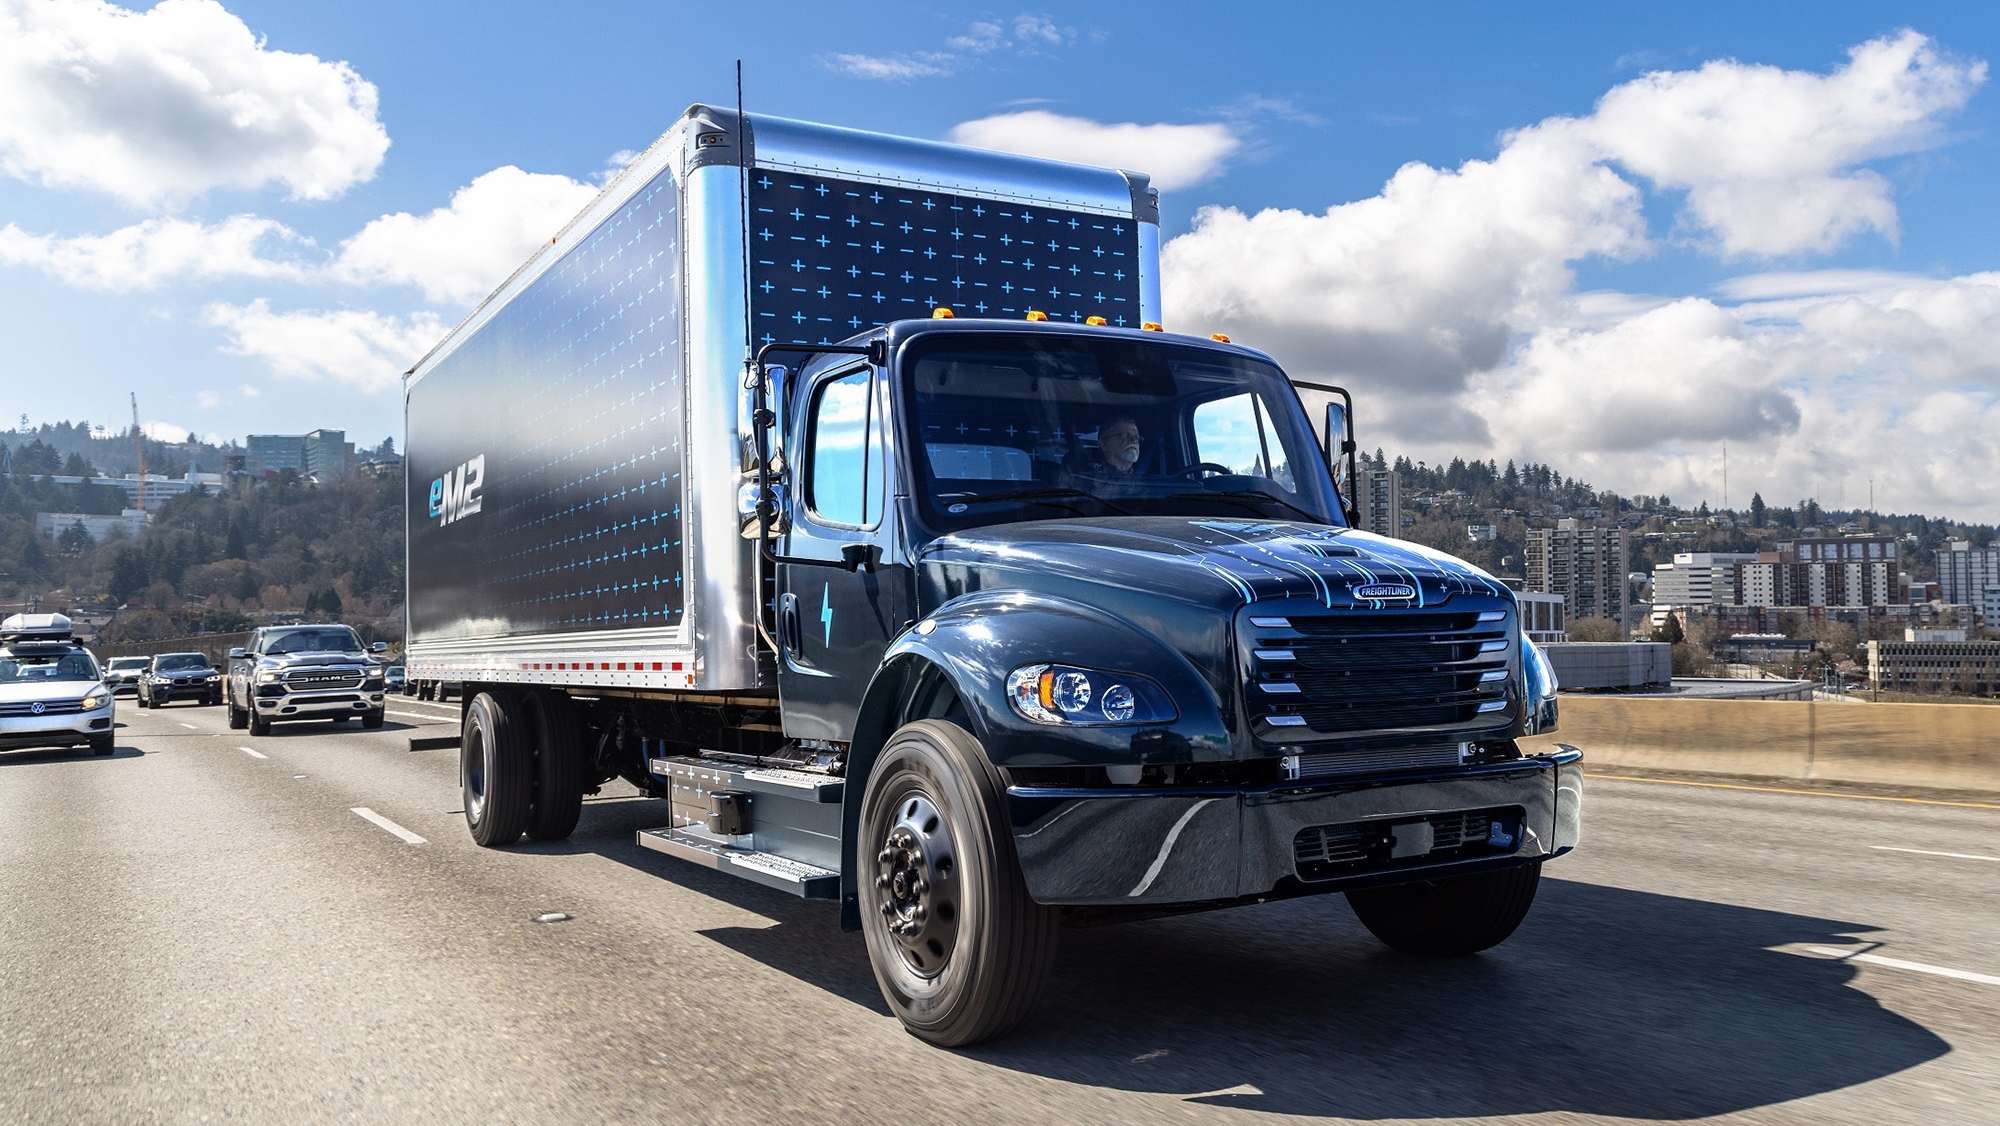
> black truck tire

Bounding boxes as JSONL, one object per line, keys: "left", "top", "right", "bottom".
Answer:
{"left": 462, "top": 691, "right": 531, "bottom": 847}
{"left": 248, "top": 708, "right": 271, "bottom": 736}
{"left": 858, "top": 719, "right": 1058, "bottom": 1047}
{"left": 227, "top": 694, "right": 248, "bottom": 729}
{"left": 1346, "top": 862, "right": 1542, "bottom": 956}
{"left": 523, "top": 690, "right": 583, "bottom": 842}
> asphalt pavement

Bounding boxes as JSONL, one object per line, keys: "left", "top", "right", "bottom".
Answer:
{"left": 2, "top": 695, "right": 1997, "bottom": 1125}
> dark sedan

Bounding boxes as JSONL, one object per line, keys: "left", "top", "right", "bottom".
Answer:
{"left": 136, "top": 652, "right": 223, "bottom": 708}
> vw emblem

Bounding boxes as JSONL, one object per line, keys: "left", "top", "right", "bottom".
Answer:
{"left": 29, "top": 701, "right": 45, "bottom": 714}
{"left": 1354, "top": 583, "right": 1418, "bottom": 601}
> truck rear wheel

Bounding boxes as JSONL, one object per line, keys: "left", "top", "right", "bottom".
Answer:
{"left": 522, "top": 690, "right": 583, "bottom": 841}
{"left": 1346, "top": 862, "right": 1542, "bottom": 956}
{"left": 858, "top": 719, "right": 1058, "bottom": 1047}
{"left": 462, "top": 691, "right": 531, "bottom": 847}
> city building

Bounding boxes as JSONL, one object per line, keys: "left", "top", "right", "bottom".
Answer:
{"left": 1939, "top": 540, "right": 2000, "bottom": 605}
{"left": 1650, "top": 552, "right": 1759, "bottom": 607}
{"left": 33, "top": 510, "right": 150, "bottom": 540}
{"left": 1867, "top": 639, "right": 2000, "bottom": 695}
{"left": 1361, "top": 468, "right": 1400, "bottom": 539}
{"left": 1517, "top": 591, "right": 1565, "bottom": 644}
{"left": 1986, "top": 587, "right": 2000, "bottom": 629}
{"left": 1467, "top": 524, "right": 1497, "bottom": 543}
{"left": 247, "top": 430, "right": 355, "bottom": 480}
{"left": 246, "top": 433, "right": 307, "bottom": 473}
{"left": 1715, "top": 634, "right": 1816, "bottom": 664}
{"left": 1525, "top": 519, "right": 1629, "bottom": 623}
{"left": 27, "top": 470, "right": 223, "bottom": 511}
{"left": 304, "top": 429, "right": 354, "bottom": 480}
{"left": 1735, "top": 537, "right": 1899, "bottom": 609}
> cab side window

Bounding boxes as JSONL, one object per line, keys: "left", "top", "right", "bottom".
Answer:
{"left": 1192, "top": 392, "right": 1296, "bottom": 491}
{"left": 806, "top": 368, "right": 884, "bottom": 527}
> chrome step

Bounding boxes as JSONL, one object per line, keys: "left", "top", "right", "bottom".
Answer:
{"left": 636, "top": 826, "right": 839, "bottom": 899}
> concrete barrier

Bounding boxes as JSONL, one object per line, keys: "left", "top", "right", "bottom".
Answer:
{"left": 1522, "top": 695, "right": 2000, "bottom": 794}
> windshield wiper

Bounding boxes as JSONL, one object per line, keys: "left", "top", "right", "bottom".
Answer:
{"left": 1194, "top": 489, "right": 1329, "bottom": 524}
{"left": 949, "top": 488, "right": 1132, "bottom": 516}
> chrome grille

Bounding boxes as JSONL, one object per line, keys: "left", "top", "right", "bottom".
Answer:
{"left": 1246, "top": 610, "right": 1511, "bottom": 738}
{"left": 0, "top": 700, "right": 85, "bottom": 717}
{"left": 1292, "top": 807, "right": 1520, "bottom": 882}
{"left": 283, "top": 669, "right": 364, "bottom": 690}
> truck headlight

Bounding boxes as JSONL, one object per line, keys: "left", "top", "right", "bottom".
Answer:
{"left": 256, "top": 670, "right": 280, "bottom": 684}
{"left": 82, "top": 687, "right": 111, "bottom": 711}
{"left": 1006, "top": 664, "right": 1176, "bottom": 726}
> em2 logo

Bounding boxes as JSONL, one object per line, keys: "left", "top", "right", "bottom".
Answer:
{"left": 429, "top": 454, "right": 485, "bottom": 527}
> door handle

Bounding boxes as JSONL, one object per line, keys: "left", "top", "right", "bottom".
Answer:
{"left": 778, "top": 593, "right": 801, "bottom": 657}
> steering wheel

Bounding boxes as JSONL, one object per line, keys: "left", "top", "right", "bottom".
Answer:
{"left": 1177, "top": 462, "right": 1236, "bottom": 479}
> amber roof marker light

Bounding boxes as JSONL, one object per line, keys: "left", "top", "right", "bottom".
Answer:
{"left": 932, "top": 307, "right": 954, "bottom": 319}
{"left": 1085, "top": 316, "right": 1107, "bottom": 326}
{"left": 1211, "top": 333, "right": 1231, "bottom": 343}
{"left": 1141, "top": 322, "right": 1164, "bottom": 332}
{"left": 1024, "top": 310, "right": 1048, "bottom": 321}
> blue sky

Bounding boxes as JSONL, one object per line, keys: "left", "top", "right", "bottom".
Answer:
{"left": 3, "top": 1, "right": 1999, "bottom": 517}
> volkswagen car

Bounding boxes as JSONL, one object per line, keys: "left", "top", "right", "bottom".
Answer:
{"left": 0, "top": 613, "right": 115, "bottom": 756}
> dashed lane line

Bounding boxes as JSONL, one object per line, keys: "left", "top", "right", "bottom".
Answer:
{"left": 1871, "top": 844, "right": 2000, "bottom": 863}
{"left": 386, "top": 710, "right": 451, "bottom": 723}
{"left": 1586, "top": 773, "right": 2000, "bottom": 810}
{"left": 1798, "top": 945, "right": 2000, "bottom": 988}
{"left": 238, "top": 746, "right": 268, "bottom": 759}
{"left": 177, "top": 722, "right": 199, "bottom": 729}
{"left": 352, "top": 807, "right": 426, "bottom": 845}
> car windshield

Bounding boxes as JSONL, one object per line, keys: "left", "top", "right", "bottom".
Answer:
{"left": 110, "top": 657, "right": 150, "bottom": 671}
{"left": 894, "top": 333, "right": 1343, "bottom": 533}
{"left": 0, "top": 651, "right": 100, "bottom": 683}
{"left": 264, "top": 629, "right": 363, "bottom": 655}
{"left": 155, "top": 654, "right": 211, "bottom": 672}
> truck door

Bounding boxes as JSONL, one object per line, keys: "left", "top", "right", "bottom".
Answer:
{"left": 777, "top": 363, "right": 913, "bottom": 741}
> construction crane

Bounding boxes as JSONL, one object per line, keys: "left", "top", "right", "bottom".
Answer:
{"left": 130, "top": 392, "right": 145, "bottom": 511}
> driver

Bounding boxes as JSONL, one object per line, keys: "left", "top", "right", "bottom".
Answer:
{"left": 1084, "top": 415, "right": 1144, "bottom": 475}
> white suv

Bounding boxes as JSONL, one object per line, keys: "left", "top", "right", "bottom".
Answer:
{"left": 0, "top": 613, "right": 115, "bottom": 756}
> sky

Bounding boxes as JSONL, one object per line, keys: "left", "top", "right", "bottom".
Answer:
{"left": 3, "top": 1, "right": 1999, "bottom": 519}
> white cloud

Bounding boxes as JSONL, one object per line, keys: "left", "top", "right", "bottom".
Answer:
{"left": 948, "top": 110, "right": 1241, "bottom": 189}
{"left": 0, "top": 213, "right": 311, "bottom": 289}
{"left": 823, "top": 51, "right": 954, "bottom": 81}
{"left": 140, "top": 419, "right": 191, "bottom": 442}
{"left": 205, "top": 299, "right": 442, "bottom": 393}
{"left": 195, "top": 390, "right": 218, "bottom": 408}
{"left": 332, "top": 165, "right": 599, "bottom": 305}
{"left": 0, "top": 0, "right": 390, "bottom": 207}
{"left": 1578, "top": 30, "right": 1984, "bottom": 256}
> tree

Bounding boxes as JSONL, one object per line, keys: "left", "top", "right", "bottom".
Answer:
{"left": 1568, "top": 617, "right": 1625, "bottom": 642}
{"left": 1749, "top": 492, "right": 1766, "bottom": 527}
{"left": 1651, "top": 614, "right": 1686, "bottom": 644}
{"left": 60, "top": 452, "right": 97, "bottom": 477}
{"left": 57, "top": 520, "right": 93, "bottom": 555}
{"left": 225, "top": 519, "right": 247, "bottom": 560}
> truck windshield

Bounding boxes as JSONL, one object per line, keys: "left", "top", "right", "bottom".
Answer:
{"left": 264, "top": 629, "right": 363, "bottom": 655}
{"left": 898, "top": 332, "right": 1344, "bottom": 532}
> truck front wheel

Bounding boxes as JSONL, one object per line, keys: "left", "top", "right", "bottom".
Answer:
{"left": 1346, "top": 862, "right": 1542, "bottom": 956}
{"left": 227, "top": 692, "right": 248, "bottom": 729}
{"left": 462, "top": 691, "right": 531, "bottom": 847}
{"left": 858, "top": 719, "right": 1058, "bottom": 1047}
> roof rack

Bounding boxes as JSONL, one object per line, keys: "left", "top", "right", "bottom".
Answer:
{"left": 0, "top": 612, "right": 75, "bottom": 643}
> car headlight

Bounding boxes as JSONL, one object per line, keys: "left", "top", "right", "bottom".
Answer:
{"left": 152, "top": 676, "right": 172, "bottom": 685}
{"left": 1005, "top": 664, "right": 1177, "bottom": 726}
{"left": 82, "top": 687, "right": 111, "bottom": 710}
{"left": 256, "top": 670, "right": 280, "bottom": 684}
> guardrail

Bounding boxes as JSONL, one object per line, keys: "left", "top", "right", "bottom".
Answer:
{"left": 94, "top": 631, "right": 252, "bottom": 664}
{"left": 1525, "top": 696, "right": 2000, "bottom": 795}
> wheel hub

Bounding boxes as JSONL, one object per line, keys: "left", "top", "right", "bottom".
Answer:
{"left": 873, "top": 793, "right": 958, "bottom": 977}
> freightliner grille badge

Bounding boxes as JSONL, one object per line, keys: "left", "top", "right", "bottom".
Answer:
{"left": 1353, "top": 583, "right": 1418, "bottom": 600}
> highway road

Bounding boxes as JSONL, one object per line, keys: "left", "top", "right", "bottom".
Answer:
{"left": 3, "top": 697, "right": 1997, "bottom": 1125}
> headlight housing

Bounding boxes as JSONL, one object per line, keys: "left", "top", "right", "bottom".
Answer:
{"left": 1522, "top": 636, "right": 1559, "bottom": 735}
{"left": 1005, "top": 664, "right": 1176, "bottom": 726}
{"left": 82, "top": 687, "right": 111, "bottom": 710}
{"left": 152, "top": 676, "right": 172, "bottom": 685}
{"left": 256, "top": 670, "right": 280, "bottom": 684}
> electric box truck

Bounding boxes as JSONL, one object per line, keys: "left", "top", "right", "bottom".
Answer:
{"left": 404, "top": 105, "right": 1580, "bottom": 1046}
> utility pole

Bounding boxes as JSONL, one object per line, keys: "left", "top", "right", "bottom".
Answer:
{"left": 129, "top": 392, "right": 145, "bottom": 512}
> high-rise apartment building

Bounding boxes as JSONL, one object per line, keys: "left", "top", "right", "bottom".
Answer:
{"left": 1361, "top": 468, "right": 1401, "bottom": 539}
{"left": 1651, "top": 552, "right": 1759, "bottom": 606}
{"left": 1736, "top": 537, "right": 1898, "bottom": 608}
{"left": 1525, "top": 519, "right": 1628, "bottom": 622}
{"left": 1939, "top": 540, "right": 2000, "bottom": 605}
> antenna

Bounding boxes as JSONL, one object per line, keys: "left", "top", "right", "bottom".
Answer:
{"left": 129, "top": 392, "right": 145, "bottom": 511}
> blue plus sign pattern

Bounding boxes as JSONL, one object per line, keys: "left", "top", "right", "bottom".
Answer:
{"left": 748, "top": 169, "right": 1142, "bottom": 345}
{"left": 407, "top": 168, "right": 686, "bottom": 642}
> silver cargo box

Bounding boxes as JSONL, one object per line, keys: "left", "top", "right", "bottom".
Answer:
{"left": 404, "top": 106, "right": 1162, "bottom": 694}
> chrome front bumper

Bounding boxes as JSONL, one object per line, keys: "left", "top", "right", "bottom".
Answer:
{"left": 255, "top": 691, "right": 386, "bottom": 719}
{"left": 1007, "top": 748, "right": 1583, "bottom": 906}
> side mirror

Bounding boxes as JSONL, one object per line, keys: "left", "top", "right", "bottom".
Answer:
{"left": 228, "top": 647, "right": 246, "bottom": 660}
{"left": 371, "top": 641, "right": 388, "bottom": 653}
{"left": 1324, "top": 400, "right": 1359, "bottom": 523}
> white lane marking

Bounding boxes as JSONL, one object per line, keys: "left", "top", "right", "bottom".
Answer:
{"left": 237, "top": 746, "right": 268, "bottom": 759}
{"left": 1800, "top": 945, "right": 2000, "bottom": 988}
{"left": 1871, "top": 845, "right": 2000, "bottom": 864}
{"left": 178, "top": 722, "right": 199, "bottom": 729}
{"left": 1128, "top": 798, "right": 1218, "bottom": 898}
{"left": 387, "top": 710, "right": 450, "bottom": 723}
{"left": 352, "top": 807, "right": 426, "bottom": 845}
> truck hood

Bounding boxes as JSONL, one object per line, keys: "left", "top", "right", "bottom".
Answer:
{"left": 919, "top": 518, "right": 1509, "bottom": 613}
{"left": 257, "top": 651, "right": 368, "bottom": 669}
